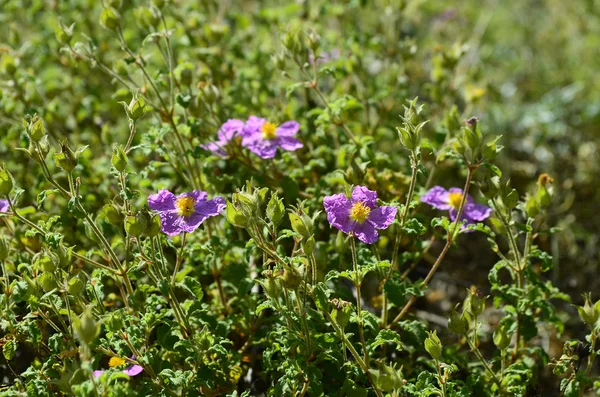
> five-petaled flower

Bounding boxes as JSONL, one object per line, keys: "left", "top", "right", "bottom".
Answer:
{"left": 421, "top": 186, "right": 491, "bottom": 225}
{"left": 240, "top": 116, "right": 303, "bottom": 159}
{"left": 0, "top": 199, "right": 8, "bottom": 213}
{"left": 324, "top": 186, "right": 397, "bottom": 244}
{"left": 148, "top": 189, "right": 226, "bottom": 236}
{"left": 200, "top": 119, "right": 245, "bottom": 157}
{"left": 93, "top": 356, "right": 143, "bottom": 378}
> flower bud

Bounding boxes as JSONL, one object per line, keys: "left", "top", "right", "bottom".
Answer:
{"left": 266, "top": 194, "right": 284, "bottom": 226}
{"left": 38, "top": 253, "right": 58, "bottom": 273}
{"left": 134, "top": 7, "right": 160, "bottom": 29}
{"left": 280, "top": 266, "right": 302, "bottom": 290}
{"left": 53, "top": 141, "right": 79, "bottom": 173}
{"left": 536, "top": 173, "right": 553, "bottom": 209}
{"left": 175, "top": 63, "right": 194, "bottom": 87}
{"left": 272, "top": 54, "right": 286, "bottom": 70}
{"left": 107, "top": 0, "right": 122, "bottom": 9}
{"left": 0, "top": 235, "right": 10, "bottom": 261}
{"left": 103, "top": 204, "right": 123, "bottom": 226}
{"left": 480, "top": 175, "right": 501, "bottom": 200}
{"left": 424, "top": 330, "right": 443, "bottom": 359}
{"left": 502, "top": 188, "right": 519, "bottom": 211}
{"left": 55, "top": 21, "right": 74, "bottom": 45}
{"left": 111, "top": 144, "right": 128, "bottom": 172}
{"left": 575, "top": 293, "right": 600, "bottom": 328}
{"left": 226, "top": 200, "right": 247, "bottom": 227}
{"left": 100, "top": 7, "right": 120, "bottom": 31}
{"left": 465, "top": 286, "right": 486, "bottom": 318}
{"left": 152, "top": 0, "right": 166, "bottom": 8}
{"left": 37, "top": 273, "right": 58, "bottom": 292}
{"left": 0, "top": 163, "right": 14, "bottom": 196}
{"left": 302, "top": 236, "right": 316, "bottom": 256}
{"left": 261, "top": 271, "right": 282, "bottom": 299}
{"left": 397, "top": 126, "right": 419, "bottom": 150}
{"left": 448, "top": 307, "right": 469, "bottom": 335}
{"left": 67, "top": 275, "right": 84, "bottom": 295}
{"left": 289, "top": 213, "right": 312, "bottom": 239}
{"left": 1, "top": 55, "right": 16, "bottom": 75}
{"left": 200, "top": 84, "right": 219, "bottom": 105}
{"left": 145, "top": 214, "right": 161, "bottom": 237}
{"left": 124, "top": 213, "right": 147, "bottom": 237}
{"left": 75, "top": 309, "right": 100, "bottom": 345}
{"left": 29, "top": 117, "right": 46, "bottom": 142}
{"left": 462, "top": 117, "right": 482, "bottom": 150}
{"left": 493, "top": 324, "right": 510, "bottom": 350}
{"left": 307, "top": 31, "right": 320, "bottom": 52}
{"left": 330, "top": 298, "right": 352, "bottom": 328}
{"left": 332, "top": 232, "right": 345, "bottom": 255}
{"left": 524, "top": 194, "right": 540, "bottom": 219}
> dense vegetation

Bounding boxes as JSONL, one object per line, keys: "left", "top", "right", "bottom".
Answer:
{"left": 1, "top": 1, "right": 600, "bottom": 396}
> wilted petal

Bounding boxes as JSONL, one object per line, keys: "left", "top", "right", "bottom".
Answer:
{"left": 324, "top": 193, "right": 354, "bottom": 233}
{"left": 276, "top": 121, "right": 300, "bottom": 136}
{"left": 353, "top": 222, "right": 378, "bottom": 244}
{"left": 277, "top": 136, "right": 303, "bottom": 151}
{"left": 368, "top": 206, "right": 397, "bottom": 230}
{"left": 200, "top": 141, "right": 227, "bottom": 156}
{"left": 159, "top": 211, "right": 183, "bottom": 236}
{"left": 148, "top": 189, "right": 177, "bottom": 212}
{"left": 351, "top": 186, "right": 378, "bottom": 208}
{"left": 421, "top": 186, "right": 452, "bottom": 210}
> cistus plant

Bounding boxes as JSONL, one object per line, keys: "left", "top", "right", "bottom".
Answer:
{"left": 1, "top": 1, "right": 599, "bottom": 396}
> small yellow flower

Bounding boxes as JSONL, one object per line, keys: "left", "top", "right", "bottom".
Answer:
{"left": 349, "top": 201, "right": 371, "bottom": 223}
{"left": 261, "top": 122, "right": 278, "bottom": 139}
{"left": 448, "top": 192, "right": 463, "bottom": 209}
{"left": 109, "top": 356, "right": 127, "bottom": 368}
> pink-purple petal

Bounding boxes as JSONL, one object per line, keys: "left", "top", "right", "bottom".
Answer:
{"left": 351, "top": 186, "right": 378, "bottom": 208}
{"left": 276, "top": 121, "right": 300, "bottom": 136}
{"left": 159, "top": 211, "right": 183, "bottom": 236}
{"left": 368, "top": 206, "right": 397, "bottom": 230}
{"left": 123, "top": 365, "right": 144, "bottom": 377}
{"left": 148, "top": 189, "right": 177, "bottom": 212}
{"left": 0, "top": 199, "right": 9, "bottom": 213}
{"left": 421, "top": 186, "right": 452, "bottom": 210}
{"left": 247, "top": 141, "right": 278, "bottom": 159}
{"left": 277, "top": 136, "right": 303, "bottom": 151}
{"left": 181, "top": 190, "right": 208, "bottom": 203}
{"left": 463, "top": 202, "right": 492, "bottom": 222}
{"left": 324, "top": 194, "right": 354, "bottom": 233}
{"left": 93, "top": 370, "right": 104, "bottom": 378}
{"left": 241, "top": 116, "right": 265, "bottom": 136}
{"left": 217, "top": 119, "right": 244, "bottom": 141}
{"left": 353, "top": 222, "right": 379, "bottom": 244}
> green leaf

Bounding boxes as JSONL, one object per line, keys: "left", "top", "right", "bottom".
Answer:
{"left": 179, "top": 276, "right": 204, "bottom": 300}
{"left": 2, "top": 339, "right": 17, "bottom": 360}
{"left": 371, "top": 329, "right": 402, "bottom": 351}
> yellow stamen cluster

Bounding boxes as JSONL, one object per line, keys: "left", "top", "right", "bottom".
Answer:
{"left": 448, "top": 192, "right": 463, "bottom": 209}
{"left": 261, "top": 122, "right": 278, "bottom": 139}
{"left": 109, "top": 357, "right": 126, "bottom": 368}
{"left": 176, "top": 196, "right": 197, "bottom": 217}
{"left": 349, "top": 201, "right": 371, "bottom": 223}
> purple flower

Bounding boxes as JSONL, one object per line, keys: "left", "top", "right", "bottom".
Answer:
{"left": 324, "top": 186, "right": 397, "bottom": 244}
{"left": 240, "top": 116, "right": 303, "bottom": 159}
{"left": 148, "top": 189, "right": 226, "bottom": 236}
{"left": 200, "top": 119, "right": 245, "bottom": 157}
{"left": 421, "top": 186, "right": 491, "bottom": 225}
{"left": 94, "top": 356, "right": 143, "bottom": 378}
{"left": 0, "top": 199, "right": 8, "bottom": 213}
{"left": 309, "top": 49, "right": 341, "bottom": 65}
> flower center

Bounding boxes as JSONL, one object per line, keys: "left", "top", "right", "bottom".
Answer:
{"left": 349, "top": 201, "right": 371, "bottom": 223}
{"left": 176, "top": 196, "right": 196, "bottom": 217}
{"left": 109, "top": 357, "right": 126, "bottom": 368}
{"left": 448, "top": 192, "right": 463, "bottom": 208}
{"left": 261, "top": 122, "right": 278, "bottom": 139}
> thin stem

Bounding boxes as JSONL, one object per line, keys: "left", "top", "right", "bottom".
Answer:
{"left": 435, "top": 358, "right": 447, "bottom": 397}
{"left": 172, "top": 232, "right": 186, "bottom": 285}
{"left": 389, "top": 166, "right": 476, "bottom": 327}
{"left": 125, "top": 120, "right": 137, "bottom": 152}
{"left": 350, "top": 236, "right": 370, "bottom": 368}
{"left": 466, "top": 337, "right": 503, "bottom": 392}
